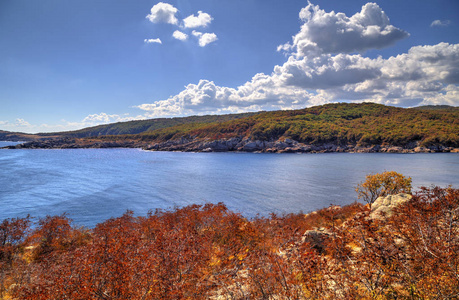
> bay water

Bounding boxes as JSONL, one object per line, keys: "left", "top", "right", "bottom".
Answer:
{"left": 1, "top": 141, "right": 458, "bottom": 227}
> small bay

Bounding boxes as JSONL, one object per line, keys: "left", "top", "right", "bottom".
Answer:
{"left": 0, "top": 145, "right": 458, "bottom": 227}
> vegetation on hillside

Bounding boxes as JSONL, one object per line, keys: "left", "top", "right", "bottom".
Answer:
{"left": 2, "top": 103, "right": 458, "bottom": 149}
{"left": 0, "top": 113, "right": 257, "bottom": 142}
{"left": 0, "top": 131, "right": 58, "bottom": 142}
{"left": 97, "top": 103, "right": 459, "bottom": 148}
{"left": 1, "top": 183, "right": 457, "bottom": 299}
{"left": 41, "top": 112, "right": 259, "bottom": 138}
{"left": 412, "top": 105, "right": 459, "bottom": 111}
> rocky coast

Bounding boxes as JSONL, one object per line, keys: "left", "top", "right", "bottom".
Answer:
{"left": 2, "top": 103, "right": 458, "bottom": 154}
{"left": 4, "top": 136, "right": 458, "bottom": 153}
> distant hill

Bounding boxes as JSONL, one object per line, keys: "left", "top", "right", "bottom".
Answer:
{"left": 2, "top": 103, "right": 458, "bottom": 151}
{"left": 0, "top": 130, "right": 58, "bottom": 142}
{"left": 38, "top": 112, "right": 259, "bottom": 138}
{"left": 0, "top": 112, "right": 258, "bottom": 141}
{"left": 413, "top": 105, "right": 459, "bottom": 111}
{"left": 124, "top": 102, "right": 458, "bottom": 148}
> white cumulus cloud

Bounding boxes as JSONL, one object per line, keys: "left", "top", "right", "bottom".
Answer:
{"left": 137, "top": 42, "right": 459, "bottom": 116}
{"left": 82, "top": 113, "right": 122, "bottom": 124}
{"left": 309, "top": 43, "right": 459, "bottom": 105}
{"left": 192, "top": 30, "right": 202, "bottom": 37}
{"left": 135, "top": 74, "right": 319, "bottom": 117}
{"left": 183, "top": 11, "right": 213, "bottom": 28}
{"left": 146, "top": 2, "right": 178, "bottom": 25}
{"left": 172, "top": 30, "right": 188, "bottom": 41}
{"left": 192, "top": 31, "right": 218, "bottom": 47}
{"left": 81, "top": 113, "right": 146, "bottom": 125}
{"left": 136, "top": 2, "right": 459, "bottom": 118}
{"left": 14, "top": 118, "right": 32, "bottom": 127}
{"left": 0, "top": 113, "right": 149, "bottom": 134}
{"left": 0, "top": 118, "right": 34, "bottom": 132}
{"left": 144, "top": 38, "right": 162, "bottom": 44}
{"left": 274, "top": 54, "right": 382, "bottom": 89}
{"left": 279, "top": 2, "right": 409, "bottom": 58}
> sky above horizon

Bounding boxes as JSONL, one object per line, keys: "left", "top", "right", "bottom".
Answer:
{"left": 1, "top": 0, "right": 458, "bottom": 133}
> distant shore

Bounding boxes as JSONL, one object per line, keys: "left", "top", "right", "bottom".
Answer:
{"left": 2, "top": 103, "right": 458, "bottom": 155}
{"left": 3, "top": 137, "right": 459, "bottom": 153}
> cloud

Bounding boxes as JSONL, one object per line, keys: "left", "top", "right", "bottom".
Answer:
{"left": 431, "top": 19, "right": 451, "bottom": 27}
{"left": 381, "top": 43, "right": 459, "bottom": 83}
{"left": 183, "top": 11, "right": 213, "bottom": 28}
{"left": 192, "top": 30, "right": 202, "bottom": 37}
{"left": 172, "top": 30, "right": 188, "bottom": 41}
{"left": 79, "top": 113, "right": 147, "bottom": 126}
{"left": 420, "top": 84, "right": 459, "bottom": 106}
{"left": 312, "top": 43, "right": 459, "bottom": 104}
{"left": 145, "top": 5, "right": 215, "bottom": 47}
{"left": 0, "top": 113, "right": 148, "bottom": 134}
{"left": 144, "top": 38, "right": 162, "bottom": 44}
{"left": 137, "top": 42, "right": 459, "bottom": 116}
{"left": 192, "top": 31, "right": 218, "bottom": 47}
{"left": 0, "top": 119, "right": 31, "bottom": 129}
{"left": 64, "top": 113, "right": 147, "bottom": 132}
{"left": 274, "top": 54, "right": 382, "bottom": 89}
{"left": 146, "top": 2, "right": 178, "bottom": 25}
{"left": 199, "top": 33, "right": 218, "bottom": 47}
{"left": 0, "top": 118, "right": 34, "bottom": 132}
{"left": 82, "top": 113, "right": 122, "bottom": 124}
{"left": 14, "top": 118, "right": 31, "bottom": 127}
{"left": 135, "top": 75, "right": 319, "bottom": 117}
{"left": 135, "top": 2, "right": 458, "bottom": 117}
{"left": 278, "top": 2, "right": 409, "bottom": 58}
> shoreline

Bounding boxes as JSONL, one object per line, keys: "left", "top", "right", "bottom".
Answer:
{"left": 2, "top": 137, "right": 458, "bottom": 153}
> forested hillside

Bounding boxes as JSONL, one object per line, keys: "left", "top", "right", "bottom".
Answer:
{"left": 0, "top": 130, "right": 53, "bottom": 142}
{"left": 3, "top": 103, "right": 459, "bottom": 151}
{"left": 0, "top": 113, "right": 258, "bottom": 141}
{"left": 45, "top": 112, "right": 259, "bottom": 138}
{"left": 119, "top": 103, "right": 459, "bottom": 148}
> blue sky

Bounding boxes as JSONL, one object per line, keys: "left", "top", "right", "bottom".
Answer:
{"left": 1, "top": 0, "right": 458, "bottom": 133}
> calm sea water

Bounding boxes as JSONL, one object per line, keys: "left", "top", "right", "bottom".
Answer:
{"left": 1, "top": 141, "right": 458, "bottom": 227}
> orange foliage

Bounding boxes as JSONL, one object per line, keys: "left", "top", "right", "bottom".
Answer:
{"left": 0, "top": 188, "right": 457, "bottom": 299}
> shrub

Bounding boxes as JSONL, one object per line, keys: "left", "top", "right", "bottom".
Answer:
{"left": 355, "top": 171, "right": 412, "bottom": 207}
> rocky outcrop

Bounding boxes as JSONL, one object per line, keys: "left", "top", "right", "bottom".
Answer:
{"left": 370, "top": 193, "right": 412, "bottom": 219}
{"left": 144, "top": 138, "right": 459, "bottom": 153}
{"left": 302, "top": 228, "right": 331, "bottom": 254}
{"left": 3, "top": 139, "right": 77, "bottom": 149}
{"left": 3, "top": 136, "right": 459, "bottom": 153}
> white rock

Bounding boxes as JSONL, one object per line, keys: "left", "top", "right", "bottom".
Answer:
{"left": 370, "top": 193, "right": 412, "bottom": 219}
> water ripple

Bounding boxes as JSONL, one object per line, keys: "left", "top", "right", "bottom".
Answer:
{"left": 0, "top": 149, "right": 457, "bottom": 227}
